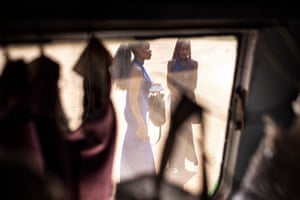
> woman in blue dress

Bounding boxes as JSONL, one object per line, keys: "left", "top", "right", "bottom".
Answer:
{"left": 167, "top": 38, "right": 199, "bottom": 173}
{"left": 111, "top": 41, "right": 156, "bottom": 181}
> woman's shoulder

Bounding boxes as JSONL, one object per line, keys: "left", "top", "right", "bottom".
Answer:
{"left": 190, "top": 59, "right": 198, "bottom": 64}
{"left": 168, "top": 59, "right": 175, "bottom": 63}
{"left": 167, "top": 59, "right": 176, "bottom": 66}
{"left": 130, "top": 64, "right": 143, "bottom": 76}
{"left": 190, "top": 59, "right": 198, "bottom": 67}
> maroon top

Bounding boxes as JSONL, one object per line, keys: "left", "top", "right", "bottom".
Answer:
{"left": 67, "top": 101, "right": 117, "bottom": 200}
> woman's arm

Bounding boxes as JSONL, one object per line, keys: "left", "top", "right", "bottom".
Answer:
{"left": 167, "top": 60, "right": 173, "bottom": 90}
{"left": 128, "top": 65, "right": 149, "bottom": 141}
{"left": 191, "top": 60, "right": 198, "bottom": 90}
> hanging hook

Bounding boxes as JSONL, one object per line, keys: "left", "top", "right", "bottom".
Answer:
{"left": 3, "top": 45, "right": 11, "bottom": 62}
{"left": 39, "top": 43, "right": 44, "bottom": 56}
{"left": 35, "top": 28, "right": 46, "bottom": 56}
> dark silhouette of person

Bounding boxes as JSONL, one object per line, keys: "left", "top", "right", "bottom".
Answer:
{"left": 0, "top": 58, "right": 66, "bottom": 199}
{"left": 0, "top": 59, "right": 44, "bottom": 171}
{"left": 28, "top": 55, "right": 75, "bottom": 200}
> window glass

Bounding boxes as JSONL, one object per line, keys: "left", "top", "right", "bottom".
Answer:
{"left": 0, "top": 35, "right": 237, "bottom": 195}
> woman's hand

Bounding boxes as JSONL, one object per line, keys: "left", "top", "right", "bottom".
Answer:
{"left": 136, "top": 122, "right": 149, "bottom": 142}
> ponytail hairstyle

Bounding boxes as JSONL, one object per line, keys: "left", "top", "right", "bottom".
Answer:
{"left": 111, "top": 43, "right": 138, "bottom": 90}
{"left": 111, "top": 41, "right": 150, "bottom": 90}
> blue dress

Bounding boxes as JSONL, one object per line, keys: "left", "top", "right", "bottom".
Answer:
{"left": 171, "top": 59, "right": 197, "bottom": 98}
{"left": 120, "top": 60, "right": 156, "bottom": 181}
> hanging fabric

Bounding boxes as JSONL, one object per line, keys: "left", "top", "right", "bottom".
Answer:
{"left": 67, "top": 35, "right": 117, "bottom": 200}
{"left": 73, "top": 34, "right": 113, "bottom": 122}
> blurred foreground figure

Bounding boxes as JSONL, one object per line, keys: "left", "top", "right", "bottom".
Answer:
{"left": 0, "top": 59, "right": 66, "bottom": 200}
{"left": 29, "top": 55, "right": 74, "bottom": 200}
{"left": 67, "top": 36, "right": 117, "bottom": 200}
{"left": 233, "top": 94, "right": 300, "bottom": 200}
{"left": 0, "top": 59, "right": 43, "bottom": 168}
{"left": 0, "top": 150, "right": 65, "bottom": 200}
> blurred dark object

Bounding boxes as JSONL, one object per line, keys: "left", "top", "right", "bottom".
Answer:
{"left": 0, "top": 150, "right": 66, "bottom": 200}
{"left": 67, "top": 36, "right": 117, "bottom": 200}
{"left": 73, "top": 35, "right": 113, "bottom": 122}
{"left": 233, "top": 107, "right": 300, "bottom": 200}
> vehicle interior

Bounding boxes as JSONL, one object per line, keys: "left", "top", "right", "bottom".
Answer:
{"left": 0, "top": 1, "right": 300, "bottom": 200}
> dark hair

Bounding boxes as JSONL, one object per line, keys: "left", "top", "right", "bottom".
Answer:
{"left": 111, "top": 41, "right": 148, "bottom": 90}
{"left": 111, "top": 44, "right": 132, "bottom": 90}
{"left": 170, "top": 38, "right": 196, "bottom": 71}
{"left": 172, "top": 38, "right": 191, "bottom": 60}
